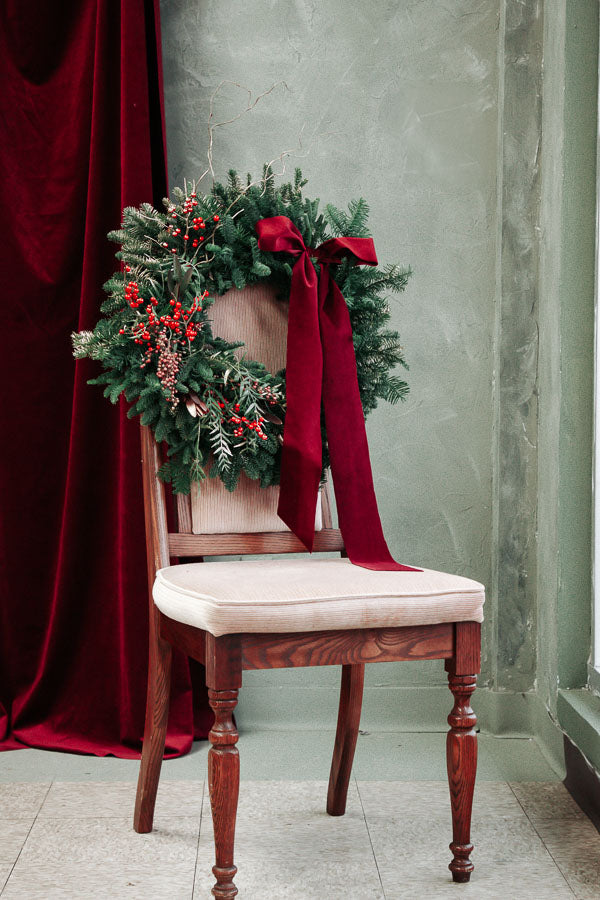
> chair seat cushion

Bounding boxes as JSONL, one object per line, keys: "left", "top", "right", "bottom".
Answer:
{"left": 153, "top": 559, "right": 485, "bottom": 637}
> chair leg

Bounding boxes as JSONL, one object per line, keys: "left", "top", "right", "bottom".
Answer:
{"left": 327, "top": 663, "right": 365, "bottom": 816}
{"left": 208, "top": 688, "right": 240, "bottom": 899}
{"left": 134, "top": 628, "right": 173, "bottom": 833}
{"left": 446, "top": 671, "right": 478, "bottom": 882}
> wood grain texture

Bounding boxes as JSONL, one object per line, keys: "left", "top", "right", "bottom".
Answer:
{"left": 327, "top": 664, "right": 364, "bottom": 816}
{"left": 159, "top": 613, "right": 205, "bottom": 664}
{"left": 446, "top": 672, "right": 478, "bottom": 883}
{"left": 208, "top": 688, "right": 240, "bottom": 900}
{"left": 134, "top": 426, "right": 173, "bottom": 834}
{"left": 205, "top": 633, "right": 242, "bottom": 691}
{"left": 320, "top": 481, "right": 334, "bottom": 529}
{"left": 133, "top": 627, "right": 172, "bottom": 834}
{"left": 241, "top": 623, "right": 454, "bottom": 670}
{"left": 168, "top": 527, "right": 344, "bottom": 557}
{"left": 176, "top": 492, "right": 193, "bottom": 533}
{"left": 140, "top": 425, "right": 171, "bottom": 573}
{"left": 453, "top": 621, "right": 481, "bottom": 675}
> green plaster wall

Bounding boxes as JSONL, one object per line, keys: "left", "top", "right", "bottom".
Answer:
{"left": 160, "top": 0, "right": 499, "bottom": 723}
{"left": 159, "top": 0, "right": 599, "bottom": 738}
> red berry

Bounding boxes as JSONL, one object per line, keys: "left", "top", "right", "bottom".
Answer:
{"left": 213, "top": 215, "right": 220, "bottom": 222}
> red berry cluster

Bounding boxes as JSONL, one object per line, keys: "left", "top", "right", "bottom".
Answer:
{"left": 125, "top": 281, "right": 142, "bottom": 308}
{"left": 180, "top": 193, "right": 199, "bottom": 216}
{"left": 215, "top": 400, "right": 268, "bottom": 441}
{"left": 162, "top": 194, "right": 221, "bottom": 255}
{"left": 157, "top": 291, "right": 207, "bottom": 341}
{"left": 230, "top": 413, "right": 268, "bottom": 441}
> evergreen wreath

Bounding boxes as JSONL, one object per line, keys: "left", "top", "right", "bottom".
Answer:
{"left": 72, "top": 167, "right": 411, "bottom": 494}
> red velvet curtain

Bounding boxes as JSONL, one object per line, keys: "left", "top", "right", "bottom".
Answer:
{"left": 0, "top": 0, "right": 211, "bottom": 756}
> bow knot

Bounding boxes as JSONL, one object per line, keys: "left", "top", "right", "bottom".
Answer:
{"left": 255, "top": 215, "right": 419, "bottom": 572}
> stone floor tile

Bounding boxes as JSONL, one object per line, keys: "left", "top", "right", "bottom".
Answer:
{"left": 194, "top": 817, "right": 382, "bottom": 899}
{"left": 2, "top": 816, "right": 199, "bottom": 900}
{"left": 381, "top": 865, "right": 575, "bottom": 899}
{"left": 509, "top": 781, "right": 585, "bottom": 820}
{"left": 0, "top": 819, "right": 34, "bottom": 864}
{"left": 11, "top": 815, "right": 198, "bottom": 867}
{"left": 0, "top": 783, "right": 50, "bottom": 819}
{"left": 2, "top": 864, "right": 195, "bottom": 899}
{"left": 39, "top": 780, "right": 204, "bottom": 820}
{"left": 367, "top": 809, "right": 576, "bottom": 898}
{"left": 357, "top": 780, "right": 523, "bottom": 825}
{"left": 201, "top": 779, "right": 363, "bottom": 825}
{"left": 0, "top": 862, "right": 14, "bottom": 894}
{"left": 532, "top": 817, "right": 600, "bottom": 899}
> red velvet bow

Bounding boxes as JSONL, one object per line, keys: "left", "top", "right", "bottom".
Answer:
{"left": 256, "top": 215, "right": 419, "bottom": 571}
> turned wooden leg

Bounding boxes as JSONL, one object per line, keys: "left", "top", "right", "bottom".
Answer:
{"left": 446, "top": 671, "right": 478, "bottom": 882}
{"left": 327, "top": 663, "right": 365, "bottom": 816}
{"left": 134, "top": 626, "right": 173, "bottom": 833}
{"left": 208, "top": 688, "right": 240, "bottom": 899}
{"left": 446, "top": 621, "right": 480, "bottom": 883}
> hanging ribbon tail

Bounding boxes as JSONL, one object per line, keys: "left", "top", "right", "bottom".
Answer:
{"left": 256, "top": 215, "right": 421, "bottom": 571}
{"left": 256, "top": 216, "right": 323, "bottom": 551}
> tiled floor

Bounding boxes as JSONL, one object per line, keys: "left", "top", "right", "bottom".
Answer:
{"left": 1, "top": 734, "right": 599, "bottom": 898}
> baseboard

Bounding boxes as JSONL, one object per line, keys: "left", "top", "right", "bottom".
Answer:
{"left": 235, "top": 678, "right": 567, "bottom": 777}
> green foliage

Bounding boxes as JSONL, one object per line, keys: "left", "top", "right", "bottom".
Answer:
{"left": 72, "top": 167, "right": 411, "bottom": 492}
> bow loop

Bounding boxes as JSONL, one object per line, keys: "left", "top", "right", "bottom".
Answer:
{"left": 254, "top": 216, "right": 308, "bottom": 258}
{"left": 312, "top": 235, "right": 378, "bottom": 267}
{"left": 255, "top": 216, "right": 378, "bottom": 269}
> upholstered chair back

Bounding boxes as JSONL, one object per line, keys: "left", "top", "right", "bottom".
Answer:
{"left": 184, "top": 283, "right": 326, "bottom": 535}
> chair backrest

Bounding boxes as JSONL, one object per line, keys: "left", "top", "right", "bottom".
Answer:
{"left": 141, "top": 282, "right": 345, "bottom": 568}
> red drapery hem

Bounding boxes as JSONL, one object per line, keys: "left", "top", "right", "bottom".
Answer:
{"left": 0, "top": 0, "right": 211, "bottom": 758}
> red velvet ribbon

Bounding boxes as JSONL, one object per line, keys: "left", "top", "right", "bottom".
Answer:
{"left": 256, "top": 215, "right": 419, "bottom": 571}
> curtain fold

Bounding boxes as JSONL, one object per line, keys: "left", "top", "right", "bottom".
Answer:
{"left": 0, "top": 0, "right": 211, "bottom": 757}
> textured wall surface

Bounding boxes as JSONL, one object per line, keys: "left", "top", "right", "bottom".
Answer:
{"left": 492, "top": 1, "right": 542, "bottom": 692}
{"left": 159, "top": 0, "right": 542, "bottom": 717}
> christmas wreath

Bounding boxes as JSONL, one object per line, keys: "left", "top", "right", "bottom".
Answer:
{"left": 72, "top": 168, "right": 410, "bottom": 494}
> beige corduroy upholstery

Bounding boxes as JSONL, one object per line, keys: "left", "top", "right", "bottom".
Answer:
{"left": 190, "top": 282, "right": 320, "bottom": 534}
{"left": 153, "top": 559, "right": 485, "bottom": 637}
{"left": 190, "top": 474, "right": 323, "bottom": 534}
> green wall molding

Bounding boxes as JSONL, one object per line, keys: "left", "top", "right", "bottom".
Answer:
{"left": 235, "top": 680, "right": 566, "bottom": 777}
{"left": 538, "top": 0, "right": 597, "bottom": 713}
{"left": 558, "top": 690, "right": 600, "bottom": 773}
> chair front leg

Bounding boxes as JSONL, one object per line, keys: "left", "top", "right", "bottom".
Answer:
{"left": 445, "top": 621, "right": 480, "bottom": 883}
{"left": 327, "top": 663, "right": 365, "bottom": 816}
{"left": 446, "top": 672, "right": 477, "bottom": 881}
{"left": 208, "top": 688, "right": 240, "bottom": 899}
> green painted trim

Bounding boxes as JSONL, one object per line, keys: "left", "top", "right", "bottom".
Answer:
{"left": 236, "top": 680, "right": 566, "bottom": 776}
{"left": 558, "top": 689, "right": 600, "bottom": 772}
{"left": 556, "top": 0, "right": 598, "bottom": 689}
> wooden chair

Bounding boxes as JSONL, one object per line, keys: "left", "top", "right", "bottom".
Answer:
{"left": 133, "top": 284, "right": 484, "bottom": 899}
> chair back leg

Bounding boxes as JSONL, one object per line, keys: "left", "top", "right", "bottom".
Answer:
{"left": 327, "top": 663, "right": 365, "bottom": 816}
{"left": 445, "top": 621, "right": 480, "bottom": 882}
{"left": 134, "top": 620, "right": 173, "bottom": 833}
